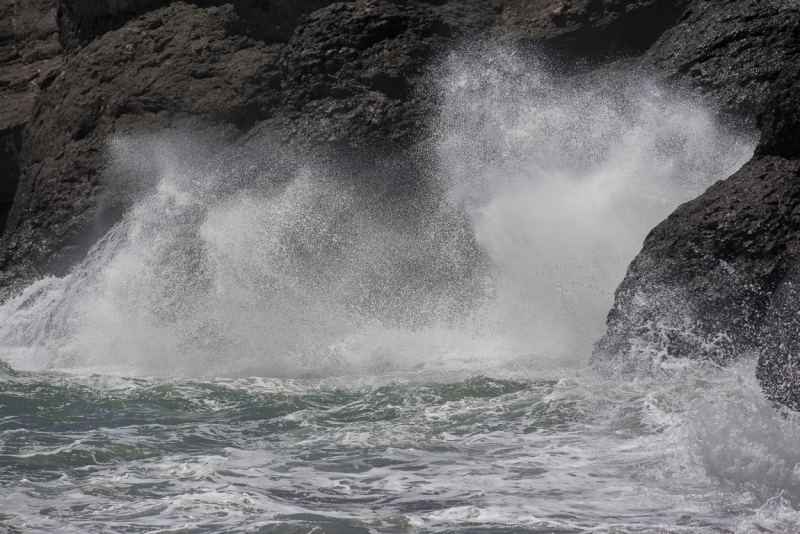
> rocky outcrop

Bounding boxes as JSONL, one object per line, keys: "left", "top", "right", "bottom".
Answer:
{"left": 1, "top": 2, "right": 287, "bottom": 286}
{"left": 260, "top": 0, "right": 493, "bottom": 145}
{"left": 594, "top": 155, "right": 800, "bottom": 366}
{"left": 57, "top": 0, "right": 335, "bottom": 50}
{"left": 644, "top": 0, "right": 800, "bottom": 120}
{"left": 0, "top": 0, "right": 61, "bottom": 236}
{"left": 753, "top": 59, "right": 800, "bottom": 410}
{"left": 593, "top": 0, "right": 800, "bottom": 399}
{"left": 0, "top": 0, "right": 693, "bottom": 296}
{"left": 499, "top": 0, "right": 691, "bottom": 60}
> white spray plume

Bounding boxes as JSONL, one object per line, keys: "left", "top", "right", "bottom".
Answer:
{"left": 0, "top": 46, "right": 755, "bottom": 378}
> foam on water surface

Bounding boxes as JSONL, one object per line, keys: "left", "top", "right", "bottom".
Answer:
{"left": 3, "top": 360, "right": 800, "bottom": 532}
{"left": 3, "top": 46, "right": 796, "bottom": 533}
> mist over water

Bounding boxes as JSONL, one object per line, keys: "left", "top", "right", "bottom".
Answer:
{"left": 7, "top": 47, "right": 800, "bottom": 534}
{"left": 0, "top": 49, "right": 755, "bottom": 378}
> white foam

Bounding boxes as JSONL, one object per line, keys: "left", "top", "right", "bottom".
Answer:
{"left": 0, "top": 46, "right": 755, "bottom": 378}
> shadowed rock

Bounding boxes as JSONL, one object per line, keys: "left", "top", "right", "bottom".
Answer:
{"left": 57, "top": 0, "right": 336, "bottom": 49}
{"left": 594, "top": 1, "right": 800, "bottom": 404}
{"left": 644, "top": 0, "right": 800, "bottom": 120}
{"left": 0, "top": 0, "right": 61, "bottom": 236}
{"left": 753, "top": 58, "right": 800, "bottom": 410}
{"left": 0, "top": 0, "right": 692, "bottom": 297}
{"left": 1, "top": 2, "right": 285, "bottom": 288}
{"left": 499, "top": 0, "right": 691, "bottom": 60}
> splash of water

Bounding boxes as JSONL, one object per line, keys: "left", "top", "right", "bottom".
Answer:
{"left": 0, "top": 47, "right": 755, "bottom": 378}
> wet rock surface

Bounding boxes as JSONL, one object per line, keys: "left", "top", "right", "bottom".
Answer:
{"left": 1, "top": 1, "right": 286, "bottom": 287}
{"left": 644, "top": 0, "right": 800, "bottom": 120}
{"left": 758, "top": 260, "right": 800, "bottom": 412}
{"left": 755, "top": 56, "right": 800, "bottom": 160}
{"left": 259, "top": 0, "right": 484, "bottom": 145}
{"left": 753, "top": 59, "right": 800, "bottom": 410}
{"left": 4, "top": 0, "right": 800, "bottom": 408}
{"left": 594, "top": 155, "right": 800, "bottom": 366}
{"left": 499, "top": 0, "right": 691, "bottom": 60}
{"left": 0, "top": 0, "right": 689, "bottom": 295}
{"left": 594, "top": 0, "right": 800, "bottom": 410}
{"left": 0, "top": 0, "right": 61, "bottom": 236}
{"left": 57, "top": 0, "right": 335, "bottom": 50}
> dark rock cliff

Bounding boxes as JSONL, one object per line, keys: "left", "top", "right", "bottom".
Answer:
{"left": 593, "top": 0, "right": 800, "bottom": 410}
{"left": 0, "top": 0, "right": 690, "bottom": 295}
{"left": 2, "top": 1, "right": 288, "bottom": 286}
{"left": 499, "top": 0, "right": 690, "bottom": 60}
{"left": 644, "top": 0, "right": 800, "bottom": 120}
{"left": 4, "top": 0, "right": 800, "bottom": 408}
{"left": 753, "top": 58, "right": 800, "bottom": 410}
{"left": 0, "top": 0, "right": 60, "bottom": 236}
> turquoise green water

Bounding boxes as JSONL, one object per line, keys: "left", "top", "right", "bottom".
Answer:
{"left": 0, "top": 46, "right": 785, "bottom": 533}
{"left": 3, "top": 361, "right": 799, "bottom": 533}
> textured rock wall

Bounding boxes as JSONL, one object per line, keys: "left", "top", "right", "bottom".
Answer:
{"left": 499, "top": 0, "right": 691, "bottom": 59}
{"left": 0, "top": 0, "right": 691, "bottom": 296}
{"left": 0, "top": 0, "right": 61, "bottom": 235}
{"left": 595, "top": 155, "right": 800, "bottom": 366}
{"left": 644, "top": 0, "right": 800, "bottom": 120}
{"left": 593, "top": 0, "right": 800, "bottom": 398}
{"left": 2, "top": 2, "right": 288, "bottom": 286}
{"left": 57, "top": 0, "right": 336, "bottom": 50}
{"left": 753, "top": 58, "right": 800, "bottom": 410}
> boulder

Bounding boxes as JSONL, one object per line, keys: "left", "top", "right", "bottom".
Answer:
{"left": 594, "top": 0, "right": 800, "bottom": 388}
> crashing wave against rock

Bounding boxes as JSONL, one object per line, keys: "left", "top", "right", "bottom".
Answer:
{"left": 1, "top": 0, "right": 800, "bottom": 407}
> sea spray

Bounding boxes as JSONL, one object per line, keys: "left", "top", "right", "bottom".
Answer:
{"left": 432, "top": 46, "right": 755, "bottom": 364}
{"left": 6, "top": 46, "right": 800, "bottom": 534}
{"left": 0, "top": 47, "right": 755, "bottom": 378}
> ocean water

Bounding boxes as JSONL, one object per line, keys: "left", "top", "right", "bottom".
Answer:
{"left": 2, "top": 47, "right": 797, "bottom": 533}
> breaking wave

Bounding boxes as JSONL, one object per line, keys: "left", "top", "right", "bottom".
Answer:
{"left": 0, "top": 47, "right": 754, "bottom": 378}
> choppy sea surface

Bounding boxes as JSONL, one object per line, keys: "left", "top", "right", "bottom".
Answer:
{"left": 4, "top": 361, "right": 800, "bottom": 533}
{"left": 2, "top": 46, "right": 797, "bottom": 532}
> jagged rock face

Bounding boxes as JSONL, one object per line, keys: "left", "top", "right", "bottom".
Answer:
{"left": 1, "top": 0, "right": 470, "bottom": 290}
{"left": 1, "top": 2, "right": 285, "bottom": 286}
{"left": 499, "top": 0, "right": 691, "bottom": 59}
{"left": 644, "top": 0, "right": 800, "bottom": 120}
{"left": 756, "top": 57, "right": 800, "bottom": 160}
{"left": 753, "top": 59, "right": 800, "bottom": 410}
{"left": 57, "top": 0, "right": 335, "bottom": 50}
{"left": 594, "top": 0, "right": 800, "bottom": 409}
{"left": 0, "top": 0, "right": 61, "bottom": 235}
{"left": 594, "top": 155, "right": 800, "bottom": 366}
{"left": 264, "top": 0, "right": 491, "bottom": 145}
